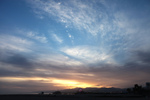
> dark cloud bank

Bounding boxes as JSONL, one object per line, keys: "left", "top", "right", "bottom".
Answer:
{"left": 0, "top": 49, "right": 150, "bottom": 93}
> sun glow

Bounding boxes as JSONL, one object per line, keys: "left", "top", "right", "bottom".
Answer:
{"left": 0, "top": 77, "right": 100, "bottom": 88}
{"left": 52, "top": 79, "right": 94, "bottom": 88}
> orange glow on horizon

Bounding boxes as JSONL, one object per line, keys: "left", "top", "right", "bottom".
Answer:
{"left": 52, "top": 79, "right": 95, "bottom": 88}
{"left": 0, "top": 77, "right": 105, "bottom": 89}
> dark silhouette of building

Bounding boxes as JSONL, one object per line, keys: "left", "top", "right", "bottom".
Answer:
{"left": 146, "top": 82, "right": 150, "bottom": 89}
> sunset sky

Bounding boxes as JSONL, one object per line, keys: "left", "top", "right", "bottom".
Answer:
{"left": 0, "top": 0, "right": 150, "bottom": 94}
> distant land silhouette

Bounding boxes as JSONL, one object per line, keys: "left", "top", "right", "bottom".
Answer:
{"left": 1, "top": 83, "right": 150, "bottom": 100}
{"left": 33, "top": 82, "right": 150, "bottom": 96}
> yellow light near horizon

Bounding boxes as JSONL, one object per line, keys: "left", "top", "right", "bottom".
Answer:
{"left": 0, "top": 77, "right": 103, "bottom": 89}
{"left": 52, "top": 79, "right": 92, "bottom": 88}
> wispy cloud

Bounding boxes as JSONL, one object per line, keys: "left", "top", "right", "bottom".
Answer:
{"left": 61, "top": 46, "right": 115, "bottom": 64}
{"left": 29, "top": 0, "right": 111, "bottom": 36}
{"left": 17, "top": 29, "right": 48, "bottom": 43}
{"left": 112, "top": 11, "right": 150, "bottom": 53}
{"left": 27, "top": 31, "right": 48, "bottom": 43}
{"left": 35, "top": 53, "right": 83, "bottom": 66}
{"left": 52, "top": 34, "right": 63, "bottom": 43}
{"left": 0, "top": 34, "right": 33, "bottom": 52}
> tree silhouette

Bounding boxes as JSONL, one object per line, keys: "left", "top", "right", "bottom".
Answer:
{"left": 133, "top": 84, "right": 142, "bottom": 94}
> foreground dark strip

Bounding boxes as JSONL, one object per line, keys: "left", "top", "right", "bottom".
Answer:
{"left": 0, "top": 94, "right": 149, "bottom": 100}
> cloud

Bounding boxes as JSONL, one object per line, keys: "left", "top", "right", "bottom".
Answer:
{"left": 35, "top": 53, "right": 83, "bottom": 67}
{"left": 0, "top": 54, "right": 32, "bottom": 69}
{"left": 85, "top": 50, "right": 150, "bottom": 87}
{"left": 136, "top": 51, "right": 150, "bottom": 63}
{"left": 128, "top": 50, "right": 150, "bottom": 65}
{"left": 0, "top": 34, "right": 33, "bottom": 52}
{"left": 29, "top": 0, "right": 150, "bottom": 60}
{"left": 28, "top": 0, "right": 150, "bottom": 65}
{"left": 52, "top": 34, "right": 63, "bottom": 43}
{"left": 0, "top": 49, "right": 150, "bottom": 90}
{"left": 0, "top": 48, "right": 84, "bottom": 78}
{"left": 26, "top": 31, "right": 48, "bottom": 43}
{"left": 29, "top": 0, "right": 111, "bottom": 36}
{"left": 61, "top": 46, "right": 115, "bottom": 64}
{"left": 16, "top": 29, "right": 48, "bottom": 43}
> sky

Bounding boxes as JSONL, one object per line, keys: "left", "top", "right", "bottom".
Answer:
{"left": 0, "top": 0, "right": 150, "bottom": 94}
